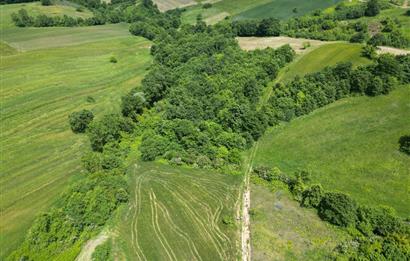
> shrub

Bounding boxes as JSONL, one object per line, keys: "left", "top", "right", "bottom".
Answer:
{"left": 399, "top": 135, "right": 410, "bottom": 155}
{"left": 301, "top": 184, "right": 324, "bottom": 208}
{"left": 68, "top": 109, "right": 94, "bottom": 133}
{"left": 362, "top": 45, "right": 377, "bottom": 59}
{"left": 92, "top": 240, "right": 113, "bottom": 261}
{"left": 121, "top": 91, "right": 146, "bottom": 120}
{"left": 318, "top": 192, "right": 357, "bottom": 227}
{"left": 203, "top": 3, "right": 212, "bottom": 9}
{"left": 350, "top": 32, "right": 367, "bottom": 43}
{"left": 41, "top": 0, "right": 52, "bottom": 5}
{"left": 365, "top": 0, "right": 380, "bottom": 17}
{"left": 109, "top": 56, "right": 117, "bottom": 63}
{"left": 252, "top": 166, "right": 273, "bottom": 181}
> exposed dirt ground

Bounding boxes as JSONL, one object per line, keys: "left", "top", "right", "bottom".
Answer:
{"left": 76, "top": 230, "right": 109, "bottom": 261}
{"left": 237, "top": 36, "right": 332, "bottom": 54}
{"left": 377, "top": 46, "right": 410, "bottom": 55}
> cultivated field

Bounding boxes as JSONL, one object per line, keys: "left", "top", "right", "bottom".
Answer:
{"left": 254, "top": 87, "right": 410, "bottom": 216}
{"left": 153, "top": 0, "right": 198, "bottom": 11}
{"left": 181, "top": 0, "right": 342, "bottom": 24}
{"left": 112, "top": 162, "right": 242, "bottom": 260}
{"left": 251, "top": 184, "right": 349, "bottom": 260}
{"left": 0, "top": 34, "right": 152, "bottom": 258}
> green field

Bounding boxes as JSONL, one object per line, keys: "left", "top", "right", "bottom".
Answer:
{"left": 182, "top": 0, "right": 342, "bottom": 24}
{"left": 235, "top": 0, "right": 341, "bottom": 20}
{"left": 254, "top": 86, "right": 410, "bottom": 216}
{"left": 281, "top": 42, "right": 371, "bottom": 82}
{"left": 251, "top": 183, "right": 349, "bottom": 260}
{"left": 112, "top": 162, "right": 242, "bottom": 260}
{"left": 0, "top": 34, "right": 152, "bottom": 258}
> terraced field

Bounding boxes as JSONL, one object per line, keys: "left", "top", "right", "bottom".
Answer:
{"left": 113, "top": 162, "right": 242, "bottom": 260}
{"left": 0, "top": 34, "right": 152, "bottom": 258}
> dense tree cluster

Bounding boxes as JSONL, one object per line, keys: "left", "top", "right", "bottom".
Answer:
{"left": 252, "top": 167, "right": 410, "bottom": 260}
{"left": 68, "top": 109, "right": 94, "bottom": 133}
{"left": 125, "top": 22, "right": 295, "bottom": 170}
{"left": 232, "top": 18, "right": 281, "bottom": 37}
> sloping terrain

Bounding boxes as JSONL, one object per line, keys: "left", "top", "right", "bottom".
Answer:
{"left": 112, "top": 162, "right": 242, "bottom": 260}
{"left": 0, "top": 35, "right": 152, "bottom": 258}
{"left": 254, "top": 86, "right": 410, "bottom": 216}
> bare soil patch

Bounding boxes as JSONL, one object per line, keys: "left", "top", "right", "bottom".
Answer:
{"left": 377, "top": 46, "right": 410, "bottom": 55}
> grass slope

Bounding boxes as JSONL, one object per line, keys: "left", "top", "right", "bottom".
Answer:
{"left": 113, "top": 162, "right": 241, "bottom": 260}
{"left": 254, "top": 87, "right": 410, "bottom": 216}
{"left": 251, "top": 184, "right": 349, "bottom": 260}
{"left": 281, "top": 43, "right": 371, "bottom": 82}
{"left": 235, "top": 0, "right": 342, "bottom": 20}
{"left": 0, "top": 37, "right": 152, "bottom": 259}
{"left": 2, "top": 23, "right": 132, "bottom": 51}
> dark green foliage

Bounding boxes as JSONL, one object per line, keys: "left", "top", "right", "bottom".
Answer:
{"left": 399, "top": 135, "right": 410, "bottom": 155}
{"left": 121, "top": 90, "right": 146, "bottom": 120}
{"left": 140, "top": 131, "right": 170, "bottom": 161}
{"left": 109, "top": 56, "right": 117, "bottom": 63}
{"left": 361, "top": 45, "right": 377, "bottom": 59}
{"left": 232, "top": 18, "right": 281, "bottom": 37}
{"left": 253, "top": 166, "right": 273, "bottom": 181}
{"left": 318, "top": 192, "right": 357, "bottom": 227}
{"left": 356, "top": 206, "right": 404, "bottom": 236}
{"left": 350, "top": 32, "right": 367, "bottom": 43}
{"left": 41, "top": 0, "right": 52, "bottom": 6}
{"left": 87, "top": 114, "right": 133, "bottom": 152}
{"left": 365, "top": 0, "right": 380, "bottom": 17}
{"left": 11, "top": 9, "right": 33, "bottom": 27}
{"left": 68, "top": 109, "right": 94, "bottom": 133}
{"left": 301, "top": 184, "right": 324, "bottom": 208}
{"left": 203, "top": 3, "right": 212, "bottom": 9}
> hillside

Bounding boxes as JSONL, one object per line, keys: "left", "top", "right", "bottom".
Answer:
{"left": 253, "top": 86, "right": 410, "bottom": 216}
{"left": 0, "top": 23, "right": 152, "bottom": 258}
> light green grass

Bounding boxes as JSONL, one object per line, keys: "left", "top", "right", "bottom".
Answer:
{"left": 235, "top": 0, "right": 342, "bottom": 20}
{"left": 0, "top": 2, "right": 93, "bottom": 30}
{"left": 2, "top": 23, "right": 132, "bottom": 51}
{"left": 0, "top": 36, "right": 152, "bottom": 259}
{"left": 0, "top": 41, "right": 17, "bottom": 56}
{"left": 254, "top": 86, "right": 410, "bottom": 216}
{"left": 281, "top": 43, "right": 371, "bottom": 82}
{"left": 113, "top": 162, "right": 241, "bottom": 260}
{"left": 251, "top": 183, "right": 349, "bottom": 260}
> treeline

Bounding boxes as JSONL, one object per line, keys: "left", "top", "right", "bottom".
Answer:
{"left": 231, "top": 0, "right": 409, "bottom": 49}
{"left": 10, "top": 0, "right": 181, "bottom": 30}
{"left": 126, "top": 20, "right": 295, "bottom": 171}
{"left": 252, "top": 167, "right": 410, "bottom": 260}
{"left": 263, "top": 54, "right": 410, "bottom": 123}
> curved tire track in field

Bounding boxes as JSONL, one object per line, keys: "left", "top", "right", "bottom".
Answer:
{"left": 130, "top": 174, "right": 147, "bottom": 261}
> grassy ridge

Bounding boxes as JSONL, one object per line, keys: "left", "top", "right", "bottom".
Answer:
{"left": 235, "top": 0, "right": 342, "bottom": 20}
{"left": 251, "top": 184, "right": 349, "bottom": 260}
{"left": 113, "top": 162, "right": 241, "bottom": 260}
{"left": 0, "top": 37, "right": 152, "bottom": 258}
{"left": 254, "top": 86, "right": 410, "bottom": 216}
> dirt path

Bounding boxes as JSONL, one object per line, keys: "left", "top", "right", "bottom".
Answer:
{"left": 241, "top": 144, "right": 258, "bottom": 261}
{"left": 76, "top": 230, "right": 109, "bottom": 261}
{"left": 377, "top": 46, "right": 410, "bottom": 55}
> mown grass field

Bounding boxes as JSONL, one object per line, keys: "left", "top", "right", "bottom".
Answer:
{"left": 0, "top": 34, "right": 152, "bottom": 258}
{"left": 254, "top": 86, "right": 410, "bottom": 216}
{"left": 112, "top": 162, "right": 242, "bottom": 260}
{"left": 181, "top": 0, "right": 341, "bottom": 24}
{"left": 251, "top": 183, "right": 349, "bottom": 260}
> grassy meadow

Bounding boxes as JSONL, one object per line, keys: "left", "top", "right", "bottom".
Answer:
{"left": 0, "top": 31, "right": 152, "bottom": 258}
{"left": 251, "top": 184, "right": 349, "bottom": 260}
{"left": 112, "top": 162, "right": 242, "bottom": 260}
{"left": 253, "top": 86, "right": 410, "bottom": 216}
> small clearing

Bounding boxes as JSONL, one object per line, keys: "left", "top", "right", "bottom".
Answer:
{"left": 76, "top": 230, "right": 109, "bottom": 261}
{"left": 153, "top": 0, "right": 197, "bottom": 11}
{"left": 237, "top": 36, "right": 332, "bottom": 53}
{"left": 377, "top": 46, "right": 410, "bottom": 56}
